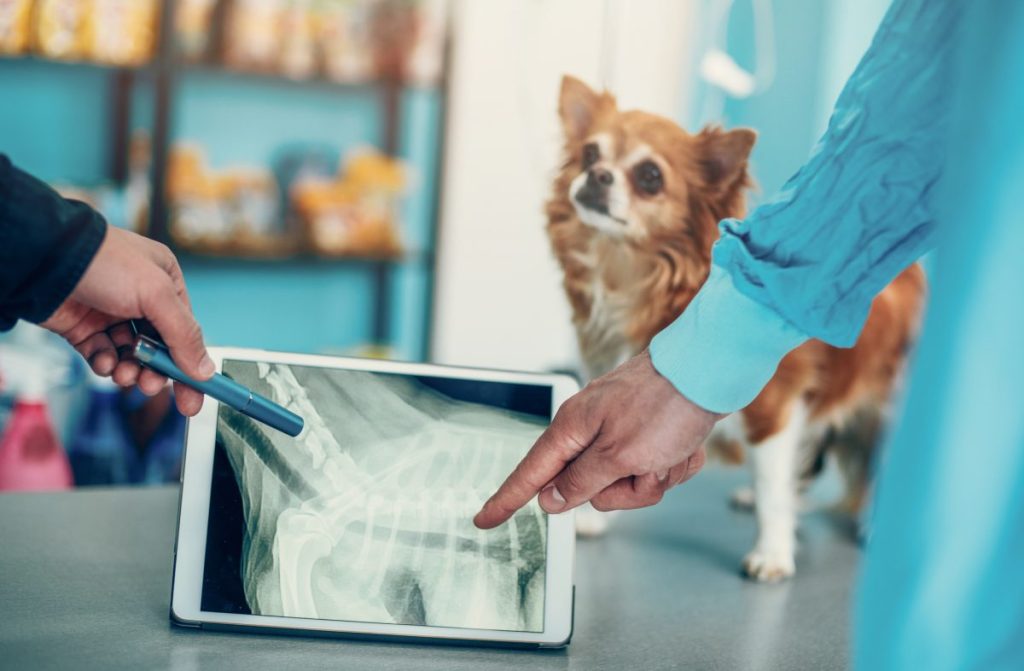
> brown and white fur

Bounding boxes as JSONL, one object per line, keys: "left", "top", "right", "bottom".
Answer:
{"left": 546, "top": 76, "right": 926, "bottom": 581}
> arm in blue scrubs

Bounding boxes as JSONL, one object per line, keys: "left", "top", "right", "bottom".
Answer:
{"left": 647, "top": 0, "right": 1024, "bottom": 667}
{"left": 650, "top": 0, "right": 961, "bottom": 413}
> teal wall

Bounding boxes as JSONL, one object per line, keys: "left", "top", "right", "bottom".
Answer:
{"left": 0, "top": 59, "right": 441, "bottom": 360}
{"left": 0, "top": 60, "right": 111, "bottom": 184}
{"left": 687, "top": 0, "right": 892, "bottom": 204}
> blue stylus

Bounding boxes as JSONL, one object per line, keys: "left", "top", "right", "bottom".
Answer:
{"left": 132, "top": 335, "right": 304, "bottom": 437}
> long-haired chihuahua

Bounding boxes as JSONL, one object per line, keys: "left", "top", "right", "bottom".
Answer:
{"left": 547, "top": 76, "right": 925, "bottom": 581}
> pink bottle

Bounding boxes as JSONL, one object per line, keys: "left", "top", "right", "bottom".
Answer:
{"left": 0, "top": 376, "right": 73, "bottom": 492}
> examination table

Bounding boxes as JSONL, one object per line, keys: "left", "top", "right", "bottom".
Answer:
{"left": 0, "top": 467, "right": 855, "bottom": 670}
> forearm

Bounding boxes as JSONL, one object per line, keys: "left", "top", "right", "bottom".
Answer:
{"left": 0, "top": 155, "right": 107, "bottom": 330}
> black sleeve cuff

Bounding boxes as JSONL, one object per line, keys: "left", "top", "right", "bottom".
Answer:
{"left": 0, "top": 154, "right": 109, "bottom": 329}
{"left": 26, "top": 207, "right": 108, "bottom": 325}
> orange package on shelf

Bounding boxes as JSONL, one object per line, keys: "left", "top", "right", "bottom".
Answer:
{"left": 223, "top": 0, "right": 285, "bottom": 73}
{"left": 315, "top": 0, "right": 377, "bottom": 83}
{"left": 175, "top": 0, "right": 217, "bottom": 61}
{"left": 168, "top": 144, "right": 286, "bottom": 257}
{"left": 279, "top": 0, "right": 316, "bottom": 79}
{"left": 292, "top": 148, "right": 407, "bottom": 258}
{"left": 31, "top": 0, "right": 88, "bottom": 61}
{"left": 86, "top": 0, "right": 159, "bottom": 66}
{"left": 0, "top": 0, "right": 33, "bottom": 55}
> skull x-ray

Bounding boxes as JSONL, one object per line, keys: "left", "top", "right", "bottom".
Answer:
{"left": 200, "top": 360, "right": 551, "bottom": 633}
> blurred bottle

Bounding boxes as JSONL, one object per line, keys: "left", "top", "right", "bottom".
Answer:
{"left": 67, "top": 371, "right": 135, "bottom": 486}
{"left": 122, "top": 386, "right": 185, "bottom": 484}
{"left": 0, "top": 360, "right": 73, "bottom": 492}
{"left": 0, "top": 367, "right": 11, "bottom": 431}
{"left": 140, "top": 397, "right": 186, "bottom": 484}
{"left": 175, "top": 0, "right": 217, "bottom": 62}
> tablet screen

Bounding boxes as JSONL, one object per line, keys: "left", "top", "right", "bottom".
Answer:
{"left": 199, "top": 359, "right": 552, "bottom": 633}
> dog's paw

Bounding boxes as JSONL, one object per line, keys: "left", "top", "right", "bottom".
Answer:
{"left": 742, "top": 548, "right": 795, "bottom": 583}
{"left": 574, "top": 504, "right": 613, "bottom": 538}
{"left": 729, "top": 486, "right": 756, "bottom": 512}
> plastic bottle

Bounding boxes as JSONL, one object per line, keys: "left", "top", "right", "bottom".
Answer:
{"left": 140, "top": 398, "right": 186, "bottom": 484}
{"left": 67, "top": 371, "right": 135, "bottom": 486}
{"left": 0, "top": 364, "right": 73, "bottom": 492}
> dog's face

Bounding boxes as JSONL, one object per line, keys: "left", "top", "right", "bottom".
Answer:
{"left": 556, "top": 76, "right": 756, "bottom": 244}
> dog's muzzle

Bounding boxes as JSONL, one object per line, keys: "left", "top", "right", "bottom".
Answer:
{"left": 574, "top": 168, "right": 614, "bottom": 214}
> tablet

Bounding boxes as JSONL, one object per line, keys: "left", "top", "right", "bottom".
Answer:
{"left": 171, "top": 348, "right": 578, "bottom": 648}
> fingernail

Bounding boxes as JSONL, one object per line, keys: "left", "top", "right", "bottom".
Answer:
{"left": 543, "top": 485, "right": 566, "bottom": 511}
{"left": 199, "top": 354, "right": 215, "bottom": 378}
{"left": 656, "top": 470, "right": 670, "bottom": 483}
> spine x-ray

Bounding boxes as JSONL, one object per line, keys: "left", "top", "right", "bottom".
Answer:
{"left": 206, "top": 360, "right": 549, "bottom": 633}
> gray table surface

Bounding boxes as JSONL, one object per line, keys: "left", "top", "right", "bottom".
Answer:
{"left": 0, "top": 467, "right": 857, "bottom": 670}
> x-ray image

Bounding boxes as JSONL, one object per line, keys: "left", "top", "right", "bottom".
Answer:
{"left": 201, "top": 360, "right": 551, "bottom": 633}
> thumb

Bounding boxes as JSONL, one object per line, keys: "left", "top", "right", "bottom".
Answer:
{"left": 142, "top": 279, "right": 214, "bottom": 380}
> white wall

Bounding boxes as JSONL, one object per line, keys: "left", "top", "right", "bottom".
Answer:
{"left": 431, "top": 0, "right": 697, "bottom": 372}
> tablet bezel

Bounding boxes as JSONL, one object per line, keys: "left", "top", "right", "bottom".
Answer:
{"left": 171, "top": 347, "right": 578, "bottom": 648}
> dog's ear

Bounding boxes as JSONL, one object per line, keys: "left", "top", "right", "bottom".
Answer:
{"left": 559, "top": 75, "right": 613, "bottom": 142}
{"left": 697, "top": 126, "right": 757, "bottom": 188}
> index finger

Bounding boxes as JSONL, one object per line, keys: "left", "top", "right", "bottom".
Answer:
{"left": 473, "top": 406, "right": 596, "bottom": 529}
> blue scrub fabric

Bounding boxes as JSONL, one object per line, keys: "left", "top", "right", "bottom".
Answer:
{"left": 650, "top": 0, "right": 1024, "bottom": 666}
{"left": 856, "top": 3, "right": 1024, "bottom": 669}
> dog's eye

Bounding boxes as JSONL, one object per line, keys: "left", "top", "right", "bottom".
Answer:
{"left": 581, "top": 143, "right": 600, "bottom": 169}
{"left": 633, "top": 161, "right": 663, "bottom": 195}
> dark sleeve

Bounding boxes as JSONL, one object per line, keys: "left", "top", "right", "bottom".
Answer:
{"left": 0, "top": 154, "right": 108, "bottom": 330}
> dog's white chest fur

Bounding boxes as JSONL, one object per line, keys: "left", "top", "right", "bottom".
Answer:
{"left": 575, "top": 263, "right": 637, "bottom": 379}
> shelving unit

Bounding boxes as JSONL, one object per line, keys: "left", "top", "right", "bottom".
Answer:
{"left": 2, "top": 0, "right": 449, "bottom": 361}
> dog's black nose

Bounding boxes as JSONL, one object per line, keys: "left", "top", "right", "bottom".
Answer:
{"left": 576, "top": 168, "right": 614, "bottom": 214}
{"left": 588, "top": 168, "right": 614, "bottom": 187}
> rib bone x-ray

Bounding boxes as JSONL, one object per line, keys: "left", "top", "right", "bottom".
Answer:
{"left": 212, "top": 361, "right": 549, "bottom": 632}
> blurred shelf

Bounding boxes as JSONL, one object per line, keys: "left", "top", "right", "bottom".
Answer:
{"left": 178, "top": 61, "right": 442, "bottom": 93}
{"left": 0, "top": 55, "right": 443, "bottom": 92}
{"left": 3, "top": 3, "right": 450, "bottom": 360}
{"left": 0, "top": 54, "right": 152, "bottom": 72}
{"left": 174, "top": 248, "right": 432, "bottom": 267}
{"left": 179, "top": 62, "right": 378, "bottom": 92}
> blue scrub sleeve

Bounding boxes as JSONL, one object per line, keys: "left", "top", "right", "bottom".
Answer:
{"left": 651, "top": 0, "right": 962, "bottom": 412}
{"left": 856, "top": 2, "right": 1024, "bottom": 668}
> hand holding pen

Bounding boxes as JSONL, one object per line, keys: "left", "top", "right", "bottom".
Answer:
{"left": 133, "top": 331, "right": 304, "bottom": 437}
{"left": 40, "top": 227, "right": 214, "bottom": 417}
{"left": 38, "top": 225, "right": 303, "bottom": 435}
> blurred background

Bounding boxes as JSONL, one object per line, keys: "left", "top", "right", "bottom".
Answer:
{"left": 0, "top": 0, "right": 889, "bottom": 490}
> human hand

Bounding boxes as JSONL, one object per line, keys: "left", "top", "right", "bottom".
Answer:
{"left": 474, "top": 350, "right": 722, "bottom": 528}
{"left": 40, "top": 227, "right": 213, "bottom": 416}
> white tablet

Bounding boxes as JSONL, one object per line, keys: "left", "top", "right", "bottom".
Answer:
{"left": 171, "top": 348, "right": 578, "bottom": 648}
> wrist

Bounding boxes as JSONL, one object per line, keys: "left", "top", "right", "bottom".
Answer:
{"left": 649, "top": 264, "right": 807, "bottom": 414}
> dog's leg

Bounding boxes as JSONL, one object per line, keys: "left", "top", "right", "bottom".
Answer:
{"left": 706, "top": 413, "right": 754, "bottom": 510}
{"left": 742, "top": 401, "right": 808, "bottom": 582}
